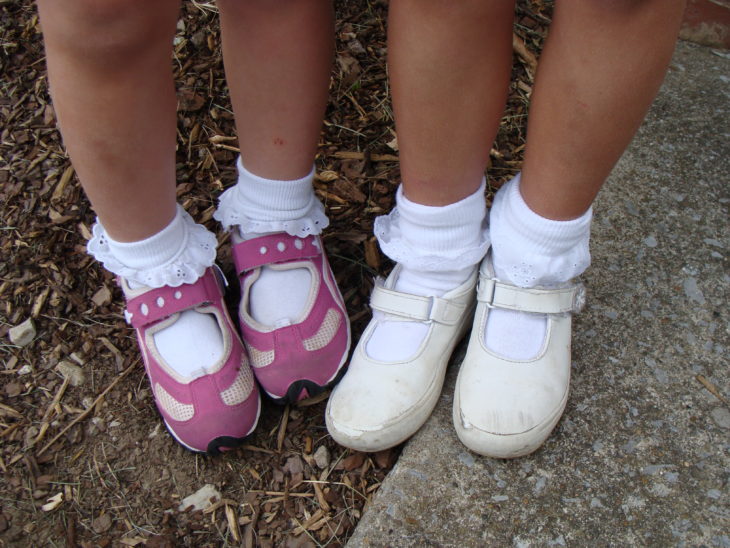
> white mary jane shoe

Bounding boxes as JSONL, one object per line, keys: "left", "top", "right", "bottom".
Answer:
{"left": 326, "top": 265, "right": 477, "bottom": 452}
{"left": 453, "top": 254, "right": 586, "bottom": 458}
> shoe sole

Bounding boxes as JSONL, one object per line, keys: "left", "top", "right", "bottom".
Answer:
{"left": 163, "top": 395, "right": 262, "bottom": 456}
{"left": 268, "top": 359, "right": 349, "bottom": 405}
{"left": 453, "top": 385, "right": 569, "bottom": 459}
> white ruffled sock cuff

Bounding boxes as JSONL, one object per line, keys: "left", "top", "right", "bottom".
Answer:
{"left": 374, "top": 179, "right": 490, "bottom": 272}
{"left": 87, "top": 204, "right": 217, "bottom": 288}
{"left": 489, "top": 174, "right": 592, "bottom": 287}
{"left": 213, "top": 157, "right": 329, "bottom": 237}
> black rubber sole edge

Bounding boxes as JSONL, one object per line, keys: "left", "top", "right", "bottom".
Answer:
{"left": 269, "top": 365, "right": 348, "bottom": 406}
{"left": 206, "top": 434, "right": 249, "bottom": 456}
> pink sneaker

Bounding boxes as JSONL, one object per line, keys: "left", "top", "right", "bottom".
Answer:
{"left": 232, "top": 233, "right": 351, "bottom": 403}
{"left": 122, "top": 267, "right": 261, "bottom": 454}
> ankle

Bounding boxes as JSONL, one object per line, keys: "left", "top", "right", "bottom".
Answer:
{"left": 490, "top": 174, "right": 592, "bottom": 288}
{"left": 88, "top": 204, "right": 217, "bottom": 288}
{"left": 375, "top": 180, "right": 488, "bottom": 271}
{"left": 214, "top": 157, "right": 328, "bottom": 238}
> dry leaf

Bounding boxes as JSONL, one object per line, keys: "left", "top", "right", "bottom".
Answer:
{"left": 41, "top": 492, "right": 63, "bottom": 512}
{"left": 91, "top": 285, "right": 112, "bottom": 307}
{"left": 364, "top": 238, "right": 381, "bottom": 270}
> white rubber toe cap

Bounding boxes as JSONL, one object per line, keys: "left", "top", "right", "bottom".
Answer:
{"left": 454, "top": 302, "right": 573, "bottom": 458}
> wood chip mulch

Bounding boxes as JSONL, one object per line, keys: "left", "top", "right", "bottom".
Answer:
{"left": 0, "top": 1, "right": 551, "bottom": 545}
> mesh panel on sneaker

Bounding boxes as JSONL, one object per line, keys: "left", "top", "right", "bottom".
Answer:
{"left": 155, "top": 383, "right": 195, "bottom": 422}
{"left": 246, "top": 344, "right": 275, "bottom": 368}
{"left": 303, "top": 308, "right": 341, "bottom": 351}
{"left": 221, "top": 360, "right": 255, "bottom": 405}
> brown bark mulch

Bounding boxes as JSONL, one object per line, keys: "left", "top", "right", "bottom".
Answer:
{"left": 0, "top": 1, "right": 551, "bottom": 545}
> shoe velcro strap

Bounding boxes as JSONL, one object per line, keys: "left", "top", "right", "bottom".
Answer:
{"left": 369, "top": 285, "right": 466, "bottom": 325}
{"left": 125, "top": 268, "right": 223, "bottom": 329}
{"left": 233, "top": 234, "right": 321, "bottom": 273}
{"left": 477, "top": 278, "right": 585, "bottom": 314}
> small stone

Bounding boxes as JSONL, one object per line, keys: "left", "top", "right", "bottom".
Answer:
{"left": 313, "top": 445, "right": 330, "bottom": 469}
{"left": 710, "top": 407, "right": 730, "bottom": 429}
{"left": 683, "top": 277, "right": 706, "bottom": 305}
{"left": 178, "top": 484, "right": 221, "bottom": 512}
{"left": 283, "top": 455, "right": 304, "bottom": 476}
{"left": 92, "top": 513, "right": 112, "bottom": 533}
{"left": 8, "top": 318, "right": 36, "bottom": 347}
{"left": 24, "top": 426, "right": 39, "bottom": 448}
{"left": 643, "top": 235, "right": 658, "bottom": 247}
{"left": 55, "top": 360, "right": 85, "bottom": 387}
{"left": 191, "top": 30, "right": 206, "bottom": 48}
{"left": 17, "top": 365, "right": 32, "bottom": 376}
{"left": 458, "top": 452, "right": 476, "bottom": 468}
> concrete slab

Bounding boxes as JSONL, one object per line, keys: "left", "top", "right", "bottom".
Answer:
{"left": 349, "top": 41, "right": 729, "bottom": 547}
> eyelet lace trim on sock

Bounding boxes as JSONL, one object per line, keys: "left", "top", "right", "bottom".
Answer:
{"left": 213, "top": 184, "right": 329, "bottom": 237}
{"left": 87, "top": 206, "right": 217, "bottom": 288}
{"left": 374, "top": 209, "right": 490, "bottom": 272}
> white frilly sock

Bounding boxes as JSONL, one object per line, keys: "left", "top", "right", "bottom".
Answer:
{"left": 88, "top": 205, "right": 224, "bottom": 378}
{"left": 487, "top": 174, "right": 592, "bottom": 360}
{"left": 366, "top": 181, "right": 489, "bottom": 361}
{"left": 214, "top": 159, "right": 327, "bottom": 326}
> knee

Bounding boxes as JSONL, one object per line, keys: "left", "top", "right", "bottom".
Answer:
{"left": 39, "top": 0, "right": 178, "bottom": 63}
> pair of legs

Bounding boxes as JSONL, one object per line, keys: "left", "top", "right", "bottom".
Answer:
{"left": 37, "top": 0, "right": 332, "bottom": 242}
{"left": 393, "top": 0, "right": 685, "bottom": 218}
{"left": 326, "top": 0, "right": 685, "bottom": 455}
{"left": 39, "top": 0, "right": 684, "bottom": 248}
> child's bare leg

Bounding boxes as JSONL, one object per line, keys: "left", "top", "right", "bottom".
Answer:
{"left": 213, "top": 1, "right": 349, "bottom": 404}
{"left": 325, "top": 1, "right": 515, "bottom": 452}
{"left": 38, "top": 0, "right": 261, "bottom": 453}
{"left": 461, "top": 0, "right": 687, "bottom": 458}
{"left": 520, "top": 0, "right": 686, "bottom": 220}
{"left": 389, "top": 0, "right": 514, "bottom": 206}
{"left": 486, "top": 0, "right": 686, "bottom": 360}
{"left": 217, "top": 0, "right": 334, "bottom": 180}
{"left": 37, "top": 0, "right": 182, "bottom": 242}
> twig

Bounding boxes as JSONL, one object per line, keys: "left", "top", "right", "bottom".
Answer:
{"left": 277, "top": 405, "right": 290, "bottom": 453}
{"left": 512, "top": 33, "right": 538, "bottom": 74}
{"left": 37, "top": 360, "right": 139, "bottom": 457}
{"left": 34, "top": 376, "right": 70, "bottom": 446}
{"left": 696, "top": 374, "right": 729, "bottom": 406}
{"left": 0, "top": 402, "right": 22, "bottom": 419}
{"left": 331, "top": 151, "right": 399, "bottom": 162}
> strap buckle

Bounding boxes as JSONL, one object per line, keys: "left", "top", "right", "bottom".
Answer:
{"left": 477, "top": 278, "right": 497, "bottom": 308}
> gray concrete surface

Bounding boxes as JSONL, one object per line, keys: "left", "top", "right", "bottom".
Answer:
{"left": 349, "top": 41, "right": 729, "bottom": 547}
